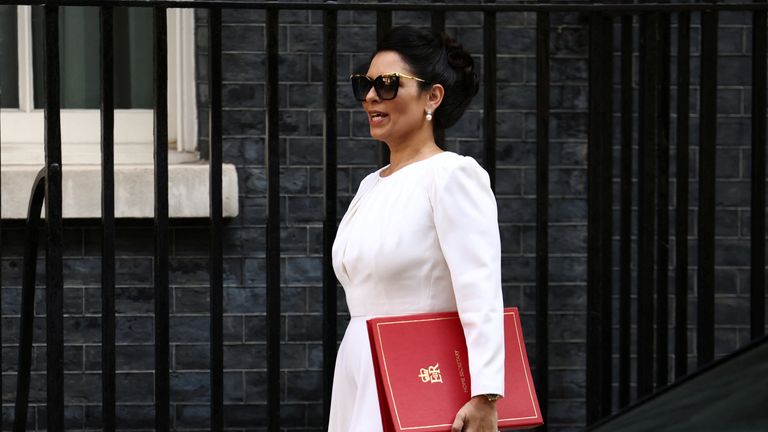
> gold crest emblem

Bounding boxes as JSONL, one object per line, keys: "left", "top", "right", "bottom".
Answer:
{"left": 418, "top": 363, "right": 443, "bottom": 383}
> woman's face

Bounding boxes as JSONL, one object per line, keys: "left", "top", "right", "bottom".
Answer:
{"left": 363, "top": 51, "right": 431, "bottom": 145}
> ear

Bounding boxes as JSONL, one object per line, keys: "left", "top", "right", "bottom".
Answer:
{"left": 425, "top": 83, "right": 445, "bottom": 112}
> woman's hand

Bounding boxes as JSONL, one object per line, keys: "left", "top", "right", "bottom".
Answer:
{"left": 451, "top": 395, "right": 498, "bottom": 432}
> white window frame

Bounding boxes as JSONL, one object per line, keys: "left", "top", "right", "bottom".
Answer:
{"left": 0, "top": 6, "right": 197, "bottom": 153}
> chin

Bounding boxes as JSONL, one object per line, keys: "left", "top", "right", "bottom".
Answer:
{"left": 369, "top": 128, "right": 386, "bottom": 142}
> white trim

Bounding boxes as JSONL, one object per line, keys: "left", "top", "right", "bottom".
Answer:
{"left": 1, "top": 110, "right": 153, "bottom": 144}
{"left": 17, "top": 6, "right": 33, "bottom": 112}
{"left": 175, "top": 9, "right": 198, "bottom": 153}
{"left": 3, "top": 7, "right": 197, "bottom": 150}
{"left": 1, "top": 164, "right": 239, "bottom": 219}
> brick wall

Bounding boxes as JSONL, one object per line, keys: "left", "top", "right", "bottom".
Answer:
{"left": 1, "top": 4, "right": 765, "bottom": 431}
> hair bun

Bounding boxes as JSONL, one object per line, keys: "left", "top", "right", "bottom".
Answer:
{"left": 444, "top": 35, "right": 478, "bottom": 90}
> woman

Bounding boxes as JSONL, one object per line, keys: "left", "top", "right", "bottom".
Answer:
{"left": 329, "top": 26, "right": 505, "bottom": 432}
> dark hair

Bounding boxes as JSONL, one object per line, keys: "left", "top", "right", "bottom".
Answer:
{"left": 375, "top": 26, "right": 480, "bottom": 146}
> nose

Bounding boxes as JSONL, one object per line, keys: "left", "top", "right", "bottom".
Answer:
{"left": 364, "top": 85, "right": 379, "bottom": 103}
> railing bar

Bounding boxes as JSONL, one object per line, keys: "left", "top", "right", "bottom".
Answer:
{"left": 586, "top": 9, "right": 601, "bottom": 423}
{"left": 655, "top": 9, "right": 671, "bottom": 389}
{"left": 674, "top": 10, "right": 691, "bottom": 380}
{"left": 697, "top": 8, "right": 718, "bottom": 367}
{"left": 8, "top": 1, "right": 768, "bottom": 12}
{"left": 535, "top": 9, "right": 549, "bottom": 430}
{"left": 598, "top": 13, "right": 614, "bottom": 418}
{"left": 483, "top": 4, "right": 497, "bottom": 189}
{"left": 322, "top": 5, "right": 338, "bottom": 427}
{"left": 618, "top": 12, "right": 633, "bottom": 408}
{"left": 750, "top": 2, "right": 767, "bottom": 340}
{"left": 587, "top": 9, "right": 614, "bottom": 423}
{"left": 431, "top": 0, "right": 445, "bottom": 33}
{"left": 586, "top": 9, "right": 606, "bottom": 424}
{"left": 44, "top": 1, "right": 64, "bottom": 428}
{"left": 13, "top": 169, "right": 46, "bottom": 432}
{"left": 637, "top": 10, "right": 658, "bottom": 398}
{"left": 208, "top": 7, "right": 224, "bottom": 432}
{"left": 153, "top": 6, "right": 170, "bottom": 430}
{"left": 265, "top": 6, "right": 281, "bottom": 432}
{"left": 377, "top": 9, "right": 391, "bottom": 167}
{"left": 100, "top": 5, "right": 116, "bottom": 431}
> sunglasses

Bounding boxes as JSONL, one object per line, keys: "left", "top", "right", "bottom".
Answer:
{"left": 349, "top": 72, "right": 426, "bottom": 101}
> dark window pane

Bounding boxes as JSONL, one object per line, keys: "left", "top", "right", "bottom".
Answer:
{"left": 0, "top": 6, "right": 19, "bottom": 108}
{"left": 32, "top": 6, "right": 153, "bottom": 109}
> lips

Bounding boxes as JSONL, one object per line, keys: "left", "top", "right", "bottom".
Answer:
{"left": 368, "top": 111, "right": 389, "bottom": 126}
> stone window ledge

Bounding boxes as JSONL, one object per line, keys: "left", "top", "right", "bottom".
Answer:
{"left": 1, "top": 162, "right": 239, "bottom": 219}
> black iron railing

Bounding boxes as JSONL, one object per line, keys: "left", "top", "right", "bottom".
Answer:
{"left": 0, "top": 1, "right": 767, "bottom": 431}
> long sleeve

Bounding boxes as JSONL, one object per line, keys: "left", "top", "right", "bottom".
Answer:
{"left": 430, "top": 156, "right": 505, "bottom": 397}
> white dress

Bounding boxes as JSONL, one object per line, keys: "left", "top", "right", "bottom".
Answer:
{"left": 328, "top": 151, "right": 505, "bottom": 432}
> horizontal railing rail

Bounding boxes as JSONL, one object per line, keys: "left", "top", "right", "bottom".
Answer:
{"left": 0, "top": 1, "right": 765, "bottom": 431}
{"left": 0, "top": 0, "right": 766, "bottom": 11}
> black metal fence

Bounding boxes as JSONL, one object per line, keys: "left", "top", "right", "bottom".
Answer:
{"left": 0, "top": 1, "right": 766, "bottom": 431}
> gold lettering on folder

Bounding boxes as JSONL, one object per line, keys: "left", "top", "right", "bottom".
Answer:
{"left": 419, "top": 363, "right": 443, "bottom": 383}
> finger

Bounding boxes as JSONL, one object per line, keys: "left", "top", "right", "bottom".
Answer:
{"left": 451, "top": 413, "right": 464, "bottom": 432}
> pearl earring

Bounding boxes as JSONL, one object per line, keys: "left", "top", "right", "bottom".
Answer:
{"left": 426, "top": 111, "right": 433, "bottom": 121}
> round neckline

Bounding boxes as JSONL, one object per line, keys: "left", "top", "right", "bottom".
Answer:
{"left": 377, "top": 151, "right": 451, "bottom": 180}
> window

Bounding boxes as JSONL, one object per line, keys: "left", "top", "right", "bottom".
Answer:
{"left": 1, "top": 7, "right": 238, "bottom": 219}
{"left": 0, "top": 6, "right": 197, "bottom": 164}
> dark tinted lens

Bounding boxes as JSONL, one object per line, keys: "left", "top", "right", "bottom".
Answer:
{"left": 351, "top": 76, "right": 372, "bottom": 101}
{"left": 374, "top": 74, "right": 399, "bottom": 100}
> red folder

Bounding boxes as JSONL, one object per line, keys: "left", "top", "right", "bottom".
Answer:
{"left": 367, "top": 307, "right": 543, "bottom": 431}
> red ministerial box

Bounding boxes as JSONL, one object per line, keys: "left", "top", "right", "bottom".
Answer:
{"left": 367, "top": 307, "right": 543, "bottom": 432}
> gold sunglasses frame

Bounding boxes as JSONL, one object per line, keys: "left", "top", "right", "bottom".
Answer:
{"left": 349, "top": 72, "right": 427, "bottom": 101}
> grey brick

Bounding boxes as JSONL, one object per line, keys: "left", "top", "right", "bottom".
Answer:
{"left": 286, "top": 314, "right": 322, "bottom": 342}
{"left": 282, "top": 167, "right": 310, "bottom": 194}
{"left": 287, "top": 196, "right": 326, "bottom": 223}
{"left": 282, "top": 343, "right": 308, "bottom": 369}
{"left": 336, "top": 25, "right": 377, "bottom": 53}
{"left": 116, "top": 316, "right": 153, "bottom": 344}
{"left": 223, "top": 403, "right": 267, "bottom": 428}
{"left": 498, "top": 85, "right": 536, "bottom": 110}
{"left": 224, "top": 137, "right": 265, "bottom": 165}
{"left": 550, "top": 58, "right": 589, "bottom": 82}
{"left": 286, "top": 371, "right": 322, "bottom": 402}
{"left": 551, "top": 85, "right": 589, "bottom": 110}
{"left": 222, "top": 24, "right": 265, "bottom": 52}
{"left": 496, "top": 168, "right": 523, "bottom": 196}
{"left": 116, "top": 372, "right": 153, "bottom": 403}
{"left": 714, "top": 148, "right": 742, "bottom": 179}
{"left": 715, "top": 181, "right": 751, "bottom": 207}
{"left": 497, "top": 27, "right": 536, "bottom": 54}
{"left": 222, "top": 53, "right": 265, "bottom": 82}
{"left": 114, "top": 404, "right": 155, "bottom": 429}
{"left": 175, "top": 404, "right": 211, "bottom": 429}
{"left": 63, "top": 316, "right": 101, "bottom": 344}
{"left": 502, "top": 256, "right": 535, "bottom": 283}
{"left": 174, "top": 286, "right": 209, "bottom": 314}
{"left": 223, "top": 9, "right": 265, "bottom": 25}
{"left": 223, "top": 109, "right": 266, "bottom": 136}
{"left": 498, "top": 197, "right": 536, "bottom": 223}
{"left": 225, "top": 344, "right": 266, "bottom": 370}
{"left": 549, "top": 341, "right": 587, "bottom": 368}
{"left": 288, "top": 25, "right": 322, "bottom": 52}
{"left": 171, "top": 316, "right": 210, "bottom": 344}
{"left": 223, "top": 83, "right": 264, "bottom": 108}
{"left": 280, "top": 110, "right": 309, "bottom": 136}
{"left": 549, "top": 369, "right": 586, "bottom": 399}
{"left": 288, "top": 138, "right": 323, "bottom": 165}
{"left": 171, "top": 372, "right": 211, "bottom": 403}
{"left": 285, "top": 257, "right": 322, "bottom": 286}
{"left": 718, "top": 56, "right": 751, "bottom": 86}
{"left": 280, "top": 54, "right": 310, "bottom": 82}
{"left": 550, "top": 256, "right": 587, "bottom": 283}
